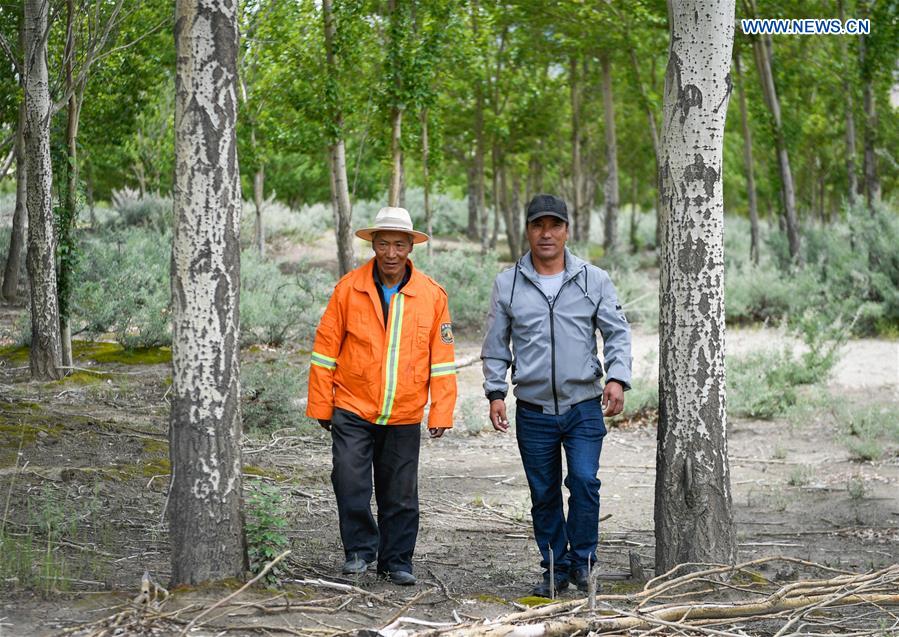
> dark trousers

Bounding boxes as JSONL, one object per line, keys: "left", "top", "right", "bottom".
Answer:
{"left": 330, "top": 408, "right": 421, "bottom": 574}
{"left": 515, "top": 398, "right": 606, "bottom": 574}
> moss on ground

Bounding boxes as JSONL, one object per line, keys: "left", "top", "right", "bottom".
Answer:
{"left": 54, "top": 371, "right": 108, "bottom": 385}
{"left": 243, "top": 465, "right": 288, "bottom": 481}
{"left": 515, "top": 596, "right": 552, "bottom": 606}
{"left": 80, "top": 343, "right": 172, "bottom": 365}
{"left": 0, "top": 403, "right": 66, "bottom": 466}
{"left": 142, "top": 438, "right": 169, "bottom": 455}
{"left": 1, "top": 342, "right": 172, "bottom": 366}
{"left": 0, "top": 345, "right": 29, "bottom": 364}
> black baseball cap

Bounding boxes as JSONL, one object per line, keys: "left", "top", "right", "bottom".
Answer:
{"left": 526, "top": 194, "right": 569, "bottom": 224}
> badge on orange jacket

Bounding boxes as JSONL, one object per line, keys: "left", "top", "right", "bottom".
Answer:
{"left": 440, "top": 323, "right": 454, "bottom": 344}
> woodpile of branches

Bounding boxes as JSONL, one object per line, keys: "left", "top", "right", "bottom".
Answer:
{"left": 54, "top": 556, "right": 899, "bottom": 637}
{"left": 389, "top": 558, "right": 899, "bottom": 637}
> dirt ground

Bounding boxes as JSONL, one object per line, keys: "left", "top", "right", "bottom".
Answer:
{"left": 0, "top": 299, "right": 897, "bottom": 636}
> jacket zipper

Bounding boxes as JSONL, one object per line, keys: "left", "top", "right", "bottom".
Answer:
{"left": 522, "top": 265, "right": 578, "bottom": 415}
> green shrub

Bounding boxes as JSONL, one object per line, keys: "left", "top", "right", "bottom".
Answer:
{"left": 73, "top": 228, "right": 171, "bottom": 348}
{"left": 241, "top": 252, "right": 335, "bottom": 346}
{"left": 245, "top": 484, "right": 290, "bottom": 583}
{"left": 840, "top": 403, "right": 899, "bottom": 461}
{"left": 241, "top": 199, "right": 331, "bottom": 247}
{"left": 109, "top": 188, "right": 172, "bottom": 231}
{"left": 737, "top": 202, "right": 899, "bottom": 336}
{"left": 727, "top": 325, "right": 840, "bottom": 420}
{"left": 601, "top": 251, "right": 658, "bottom": 327}
{"left": 242, "top": 353, "right": 309, "bottom": 431}
{"left": 413, "top": 248, "right": 499, "bottom": 333}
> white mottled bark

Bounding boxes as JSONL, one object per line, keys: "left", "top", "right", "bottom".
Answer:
{"left": 422, "top": 109, "right": 432, "bottom": 255}
{"left": 858, "top": 18, "right": 880, "bottom": 212}
{"left": 601, "top": 52, "right": 619, "bottom": 254}
{"left": 24, "top": 0, "right": 63, "bottom": 380}
{"left": 253, "top": 164, "right": 264, "bottom": 258}
{"left": 170, "top": 0, "right": 246, "bottom": 585}
{"left": 388, "top": 106, "right": 403, "bottom": 207}
{"left": 322, "top": 0, "right": 354, "bottom": 276}
{"left": 837, "top": 0, "right": 857, "bottom": 207}
{"left": 656, "top": 0, "right": 736, "bottom": 573}
{"left": 734, "top": 50, "right": 759, "bottom": 265}
{"left": 749, "top": 21, "right": 799, "bottom": 260}
{"left": 3, "top": 100, "right": 28, "bottom": 302}
{"left": 569, "top": 56, "right": 584, "bottom": 243}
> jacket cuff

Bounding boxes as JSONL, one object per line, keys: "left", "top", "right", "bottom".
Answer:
{"left": 487, "top": 390, "right": 506, "bottom": 402}
{"left": 606, "top": 378, "right": 631, "bottom": 391}
{"left": 306, "top": 404, "right": 335, "bottom": 421}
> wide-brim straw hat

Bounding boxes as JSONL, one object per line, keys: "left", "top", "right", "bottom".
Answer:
{"left": 354, "top": 206, "right": 430, "bottom": 244}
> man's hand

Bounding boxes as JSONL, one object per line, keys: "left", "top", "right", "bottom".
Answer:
{"left": 318, "top": 419, "right": 332, "bottom": 432}
{"left": 601, "top": 381, "right": 625, "bottom": 417}
{"left": 428, "top": 427, "right": 446, "bottom": 439}
{"left": 489, "top": 399, "right": 509, "bottom": 433}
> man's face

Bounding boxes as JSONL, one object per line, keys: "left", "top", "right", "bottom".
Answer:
{"left": 372, "top": 231, "right": 413, "bottom": 278}
{"left": 527, "top": 215, "right": 568, "bottom": 261}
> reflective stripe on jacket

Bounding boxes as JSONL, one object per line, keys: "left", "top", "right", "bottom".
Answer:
{"left": 481, "top": 248, "right": 632, "bottom": 415}
{"left": 306, "top": 258, "right": 457, "bottom": 428}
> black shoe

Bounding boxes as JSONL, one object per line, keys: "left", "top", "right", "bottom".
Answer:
{"left": 379, "top": 570, "right": 417, "bottom": 586}
{"left": 342, "top": 556, "right": 370, "bottom": 575}
{"left": 571, "top": 565, "right": 591, "bottom": 592}
{"left": 531, "top": 571, "right": 569, "bottom": 598}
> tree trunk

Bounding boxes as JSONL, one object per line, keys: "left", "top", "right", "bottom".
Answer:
{"left": 656, "top": 0, "right": 737, "bottom": 574}
{"left": 2, "top": 100, "right": 28, "bottom": 302}
{"left": 629, "top": 163, "right": 638, "bottom": 253}
{"left": 388, "top": 106, "right": 403, "bottom": 207}
{"left": 509, "top": 170, "right": 522, "bottom": 262}
{"left": 467, "top": 159, "right": 478, "bottom": 240}
{"left": 421, "top": 109, "right": 432, "bottom": 255}
{"left": 838, "top": 0, "right": 857, "bottom": 207}
{"left": 498, "top": 157, "right": 518, "bottom": 262}
{"left": 471, "top": 1, "right": 488, "bottom": 254}
{"left": 627, "top": 48, "right": 663, "bottom": 252}
{"left": 322, "top": 0, "right": 354, "bottom": 276}
{"left": 85, "top": 159, "right": 96, "bottom": 227}
{"left": 24, "top": 0, "right": 63, "bottom": 380}
{"left": 858, "top": 27, "right": 880, "bottom": 212}
{"left": 59, "top": 0, "right": 78, "bottom": 371}
{"left": 569, "top": 56, "right": 583, "bottom": 243}
{"left": 734, "top": 50, "right": 759, "bottom": 265}
{"left": 601, "top": 51, "right": 619, "bottom": 255}
{"left": 329, "top": 142, "right": 354, "bottom": 276}
{"left": 750, "top": 25, "right": 800, "bottom": 261}
{"left": 170, "top": 0, "right": 246, "bottom": 586}
{"left": 253, "top": 164, "right": 264, "bottom": 258}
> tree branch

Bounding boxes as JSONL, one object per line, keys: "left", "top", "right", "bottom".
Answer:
{"left": 0, "top": 31, "right": 22, "bottom": 78}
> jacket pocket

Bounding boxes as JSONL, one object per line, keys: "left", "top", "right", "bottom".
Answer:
{"left": 416, "top": 324, "right": 430, "bottom": 348}
{"left": 342, "top": 313, "right": 373, "bottom": 378}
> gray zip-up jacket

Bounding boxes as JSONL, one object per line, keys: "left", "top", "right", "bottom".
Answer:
{"left": 481, "top": 248, "right": 632, "bottom": 415}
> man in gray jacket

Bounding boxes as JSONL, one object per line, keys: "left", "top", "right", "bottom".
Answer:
{"left": 482, "top": 194, "right": 632, "bottom": 597}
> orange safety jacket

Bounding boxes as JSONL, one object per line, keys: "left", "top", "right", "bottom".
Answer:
{"left": 306, "top": 258, "right": 457, "bottom": 428}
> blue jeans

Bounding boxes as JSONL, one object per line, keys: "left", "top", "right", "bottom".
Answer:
{"left": 516, "top": 398, "right": 606, "bottom": 574}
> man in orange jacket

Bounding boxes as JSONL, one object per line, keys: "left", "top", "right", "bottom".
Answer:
{"left": 306, "top": 207, "right": 457, "bottom": 586}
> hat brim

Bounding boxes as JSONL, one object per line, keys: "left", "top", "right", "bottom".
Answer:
{"left": 526, "top": 211, "right": 569, "bottom": 223}
{"left": 355, "top": 226, "right": 430, "bottom": 244}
